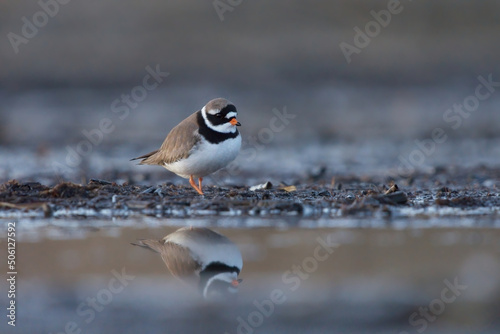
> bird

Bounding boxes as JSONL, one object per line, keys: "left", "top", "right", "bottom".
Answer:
{"left": 131, "top": 98, "right": 241, "bottom": 195}
{"left": 131, "top": 226, "right": 243, "bottom": 300}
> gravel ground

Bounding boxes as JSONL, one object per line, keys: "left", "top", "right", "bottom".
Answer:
{"left": 1, "top": 164, "right": 498, "bottom": 222}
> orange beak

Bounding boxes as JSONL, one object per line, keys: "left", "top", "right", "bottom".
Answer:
{"left": 230, "top": 118, "right": 241, "bottom": 126}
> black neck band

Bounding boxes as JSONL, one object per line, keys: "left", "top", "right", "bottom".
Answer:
{"left": 197, "top": 111, "right": 239, "bottom": 144}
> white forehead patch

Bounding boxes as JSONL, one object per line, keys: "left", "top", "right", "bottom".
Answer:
{"left": 204, "top": 106, "right": 220, "bottom": 115}
{"left": 225, "top": 111, "right": 237, "bottom": 119}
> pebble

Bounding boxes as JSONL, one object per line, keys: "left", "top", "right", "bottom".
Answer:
{"left": 250, "top": 181, "right": 273, "bottom": 191}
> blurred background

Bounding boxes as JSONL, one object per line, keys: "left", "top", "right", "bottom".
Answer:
{"left": 1, "top": 0, "right": 499, "bottom": 152}
{"left": 1, "top": 2, "right": 500, "bottom": 333}
{"left": 1, "top": 0, "right": 500, "bottom": 184}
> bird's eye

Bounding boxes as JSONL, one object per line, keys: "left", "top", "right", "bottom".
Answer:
{"left": 215, "top": 113, "right": 223, "bottom": 118}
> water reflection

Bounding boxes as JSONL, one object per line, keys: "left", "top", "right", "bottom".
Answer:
{"left": 4, "top": 224, "right": 500, "bottom": 333}
{"left": 132, "top": 226, "right": 243, "bottom": 300}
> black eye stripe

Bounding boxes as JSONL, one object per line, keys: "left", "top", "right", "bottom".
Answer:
{"left": 208, "top": 114, "right": 230, "bottom": 125}
{"left": 207, "top": 104, "right": 238, "bottom": 125}
{"left": 197, "top": 111, "right": 239, "bottom": 143}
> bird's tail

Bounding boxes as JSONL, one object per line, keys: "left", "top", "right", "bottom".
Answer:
{"left": 131, "top": 239, "right": 164, "bottom": 253}
{"left": 130, "top": 150, "right": 159, "bottom": 164}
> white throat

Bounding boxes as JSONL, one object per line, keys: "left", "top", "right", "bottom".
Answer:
{"left": 201, "top": 106, "right": 238, "bottom": 134}
{"left": 202, "top": 272, "right": 238, "bottom": 298}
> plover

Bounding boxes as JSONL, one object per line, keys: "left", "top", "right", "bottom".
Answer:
{"left": 131, "top": 98, "right": 241, "bottom": 194}
{"left": 132, "top": 226, "right": 243, "bottom": 300}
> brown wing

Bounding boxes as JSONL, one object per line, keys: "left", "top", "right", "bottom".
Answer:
{"left": 132, "top": 238, "right": 202, "bottom": 282}
{"left": 131, "top": 111, "right": 201, "bottom": 166}
{"left": 160, "top": 242, "right": 202, "bottom": 280}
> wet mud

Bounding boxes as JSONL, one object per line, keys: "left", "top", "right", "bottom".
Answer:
{"left": 1, "top": 165, "right": 498, "bottom": 221}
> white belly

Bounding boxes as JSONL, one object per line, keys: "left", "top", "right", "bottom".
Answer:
{"left": 164, "top": 136, "right": 241, "bottom": 179}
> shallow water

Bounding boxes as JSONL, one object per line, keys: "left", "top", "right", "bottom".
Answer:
{"left": 1, "top": 219, "right": 500, "bottom": 334}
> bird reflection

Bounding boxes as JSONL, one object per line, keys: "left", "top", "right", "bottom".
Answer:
{"left": 132, "top": 226, "right": 243, "bottom": 300}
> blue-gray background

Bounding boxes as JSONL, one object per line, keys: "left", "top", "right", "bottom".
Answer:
{"left": 1, "top": 0, "right": 499, "bottom": 147}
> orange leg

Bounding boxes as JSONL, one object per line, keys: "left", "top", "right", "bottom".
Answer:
{"left": 189, "top": 175, "right": 204, "bottom": 195}
{"left": 198, "top": 177, "right": 203, "bottom": 192}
